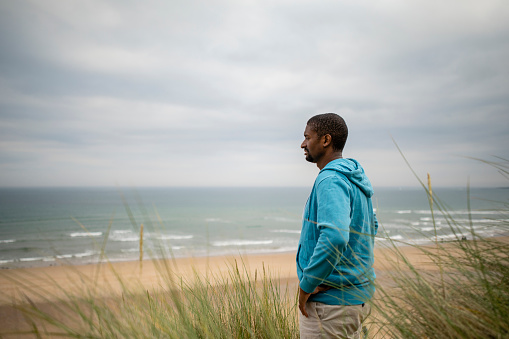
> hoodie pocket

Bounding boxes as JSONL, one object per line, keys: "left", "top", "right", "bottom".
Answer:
{"left": 296, "top": 244, "right": 303, "bottom": 272}
{"left": 299, "top": 239, "right": 316, "bottom": 265}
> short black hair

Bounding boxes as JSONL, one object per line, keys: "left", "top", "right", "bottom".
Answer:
{"left": 307, "top": 113, "right": 348, "bottom": 151}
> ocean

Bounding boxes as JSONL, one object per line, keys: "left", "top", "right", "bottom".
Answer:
{"left": 0, "top": 187, "right": 507, "bottom": 268}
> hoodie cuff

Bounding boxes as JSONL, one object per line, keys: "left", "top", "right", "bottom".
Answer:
{"left": 300, "top": 277, "right": 319, "bottom": 294}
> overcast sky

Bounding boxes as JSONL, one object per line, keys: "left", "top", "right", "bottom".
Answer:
{"left": 1, "top": 0, "right": 508, "bottom": 188}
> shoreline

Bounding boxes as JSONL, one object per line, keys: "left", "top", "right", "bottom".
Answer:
{"left": 0, "top": 248, "right": 299, "bottom": 270}
{"left": 3, "top": 231, "right": 508, "bottom": 271}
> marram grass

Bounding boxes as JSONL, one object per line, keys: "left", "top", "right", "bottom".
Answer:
{"left": 6, "top": 260, "right": 299, "bottom": 338}
{"left": 370, "top": 232, "right": 509, "bottom": 338}
{"left": 367, "top": 156, "right": 509, "bottom": 338}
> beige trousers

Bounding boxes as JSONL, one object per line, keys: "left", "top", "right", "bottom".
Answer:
{"left": 299, "top": 302, "right": 371, "bottom": 339}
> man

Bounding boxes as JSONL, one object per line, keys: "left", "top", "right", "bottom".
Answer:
{"left": 297, "top": 113, "right": 378, "bottom": 339}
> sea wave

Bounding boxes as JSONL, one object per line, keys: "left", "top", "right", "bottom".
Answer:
{"left": 113, "top": 230, "right": 132, "bottom": 234}
{"left": 212, "top": 240, "right": 274, "bottom": 247}
{"left": 205, "top": 218, "right": 231, "bottom": 223}
{"left": 16, "top": 251, "right": 97, "bottom": 262}
{"left": 376, "top": 235, "right": 404, "bottom": 241}
{"left": 158, "top": 235, "right": 194, "bottom": 240}
{"left": 74, "top": 250, "right": 96, "bottom": 258}
{"left": 70, "top": 232, "right": 102, "bottom": 238}
{"left": 19, "top": 257, "right": 42, "bottom": 262}
{"left": 56, "top": 254, "right": 74, "bottom": 259}
{"left": 464, "top": 210, "right": 506, "bottom": 215}
{"left": 414, "top": 210, "right": 504, "bottom": 216}
{"left": 420, "top": 217, "right": 438, "bottom": 222}
{"left": 421, "top": 227, "right": 442, "bottom": 232}
{"left": 121, "top": 248, "right": 139, "bottom": 253}
{"left": 0, "top": 239, "right": 15, "bottom": 243}
{"left": 109, "top": 230, "right": 139, "bottom": 242}
{"left": 111, "top": 236, "right": 139, "bottom": 242}
{"left": 455, "top": 218, "right": 506, "bottom": 224}
{"left": 264, "top": 216, "right": 301, "bottom": 223}
{"left": 20, "top": 256, "right": 56, "bottom": 262}
{"left": 121, "top": 245, "right": 184, "bottom": 254}
{"left": 380, "top": 222, "right": 409, "bottom": 229}
{"left": 420, "top": 216, "right": 505, "bottom": 224}
{"left": 55, "top": 250, "right": 97, "bottom": 259}
{"left": 244, "top": 246, "right": 297, "bottom": 254}
{"left": 270, "top": 229, "right": 301, "bottom": 234}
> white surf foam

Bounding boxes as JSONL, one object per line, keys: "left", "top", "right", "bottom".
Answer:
{"left": 270, "top": 229, "right": 301, "bottom": 234}
{"left": 70, "top": 232, "right": 102, "bottom": 237}
{"left": 212, "top": 240, "right": 274, "bottom": 247}
{"left": 158, "top": 235, "right": 194, "bottom": 240}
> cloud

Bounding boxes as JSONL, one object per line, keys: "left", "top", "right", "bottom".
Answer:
{"left": 1, "top": 0, "right": 508, "bottom": 187}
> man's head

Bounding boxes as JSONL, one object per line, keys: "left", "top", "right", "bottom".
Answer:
{"left": 307, "top": 113, "right": 348, "bottom": 152}
{"left": 301, "top": 113, "right": 348, "bottom": 167}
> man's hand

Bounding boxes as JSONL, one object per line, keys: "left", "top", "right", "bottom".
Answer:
{"left": 299, "top": 285, "right": 332, "bottom": 317}
{"left": 298, "top": 287, "right": 311, "bottom": 317}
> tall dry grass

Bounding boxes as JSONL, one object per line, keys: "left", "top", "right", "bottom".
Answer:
{"left": 368, "top": 156, "right": 509, "bottom": 338}
{"left": 4, "top": 260, "right": 298, "bottom": 338}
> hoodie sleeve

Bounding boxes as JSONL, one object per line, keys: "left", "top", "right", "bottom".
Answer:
{"left": 300, "top": 175, "right": 351, "bottom": 293}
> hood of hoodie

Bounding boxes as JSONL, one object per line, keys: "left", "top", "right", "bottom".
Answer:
{"left": 320, "top": 158, "right": 374, "bottom": 198}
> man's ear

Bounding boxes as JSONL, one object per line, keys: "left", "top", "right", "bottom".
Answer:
{"left": 322, "top": 134, "right": 332, "bottom": 148}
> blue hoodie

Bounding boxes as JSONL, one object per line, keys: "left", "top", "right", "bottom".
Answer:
{"left": 297, "top": 158, "right": 378, "bottom": 305}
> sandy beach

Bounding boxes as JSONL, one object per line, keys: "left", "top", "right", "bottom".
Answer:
{"left": 1, "top": 237, "right": 507, "bottom": 337}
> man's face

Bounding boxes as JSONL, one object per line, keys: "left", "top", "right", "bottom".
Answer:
{"left": 301, "top": 124, "right": 324, "bottom": 163}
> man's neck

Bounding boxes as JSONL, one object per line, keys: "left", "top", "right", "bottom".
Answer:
{"left": 317, "top": 152, "right": 343, "bottom": 170}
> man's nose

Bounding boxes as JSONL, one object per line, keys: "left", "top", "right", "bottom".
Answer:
{"left": 301, "top": 140, "right": 306, "bottom": 148}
